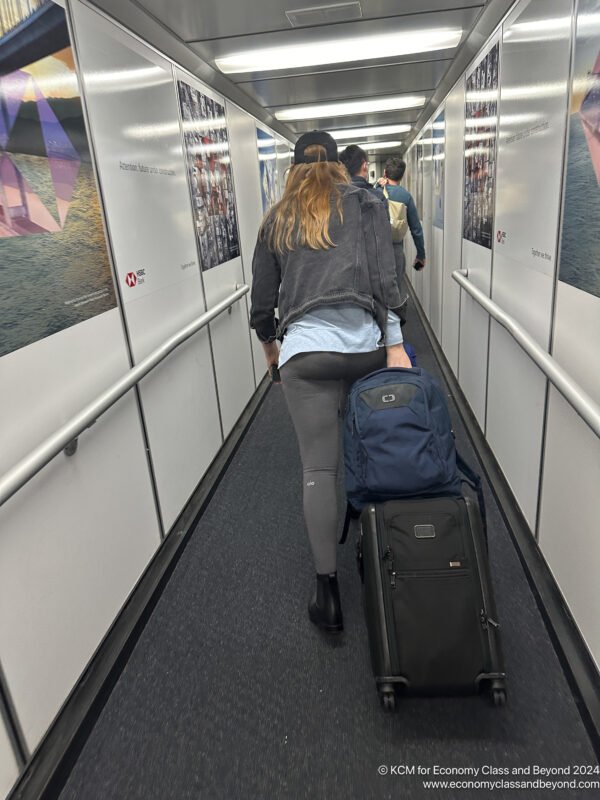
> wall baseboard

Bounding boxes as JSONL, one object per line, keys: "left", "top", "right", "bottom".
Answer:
{"left": 8, "top": 375, "right": 272, "bottom": 800}
{"left": 407, "top": 281, "right": 600, "bottom": 759}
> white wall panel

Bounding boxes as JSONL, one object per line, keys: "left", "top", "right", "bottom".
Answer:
{"left": 171, "top": 69, "right": 255, "bottom": 439}
{"left": 227, "top": 101, "right": 271, "bottom": 385}
{"left": 204, "top": 256, "right": 256, "bottom": 437}
{"left": 126, "top": 284, "right": 223, "bottom": 516}
{"left": 486, "top": 0, "right": 573, "bottom": 529}
{"left": 487, "top": 320, "right": 548, "bottom": 526}
{"left": 441, "top": 81, "right": 465, "bottom": 372}
{"left": 0, "top": 720, "right": 17, "bottom": 800}
{"left": 0, "top": 311, "right": 161, "bottom": 750}
{"left": 458, "top": 38, "right": 500, "bottom": 429}
{"left": 540, "top": 282, "right": 600, "bottom": 671}
{"left": 275, "top": 137, "right": 292, "bottom": 200}
{"left": 421, "top": 134, "right": 433, "bottom": 321}
{"left": 539, "top": 388, "right": 600, "bottom": 670}
{"left": 539, "top": 0, "right": 600, "bottom": 667}
{"left": 71, "top": 3, "right": 223, "bottom": 530}
{"left": 429, "top": 227, "right": 444, "bottom": 340}
{"left": 459, "top": 239, "right": 492, "bottom": 427}
{"left": 429, "top": 108, "right": 445, "bottom": 342}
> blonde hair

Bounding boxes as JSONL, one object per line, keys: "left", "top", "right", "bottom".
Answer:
{"left": 263, "top": 144, "right": 349, "bottom": 254}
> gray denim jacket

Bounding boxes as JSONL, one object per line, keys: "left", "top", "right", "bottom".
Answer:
{"left": 250, "top": 183, "right": 402, "bottom": 343}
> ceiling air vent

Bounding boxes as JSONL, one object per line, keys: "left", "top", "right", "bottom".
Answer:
{"left": 286, "top": 2, "right": 363, "bottom": 28}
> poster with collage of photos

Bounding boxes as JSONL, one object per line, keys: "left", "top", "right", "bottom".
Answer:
{"left": 256, "top": 127, "right": 278, "bottom": 214}
{"left": 463, "top": 43, "right": 499, "bottom": 249}
{"left": 432, "top": 110, "right": 445, "bottom": 229}
{"left": 177, "top": 81, "right": 240, "bottom": 270}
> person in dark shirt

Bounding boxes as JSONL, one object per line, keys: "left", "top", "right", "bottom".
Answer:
{"left": 339, "top": 144, "right": 386, "bottom": 204}
{"left": 378, "top": 157, "right": 426, "bottom": 290}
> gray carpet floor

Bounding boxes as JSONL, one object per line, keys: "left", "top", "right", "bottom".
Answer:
{"left": 59, "top": 303, "right": 599, "bottom": 800}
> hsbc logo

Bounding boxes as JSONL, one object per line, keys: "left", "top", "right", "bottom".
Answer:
{"left": 125, "top": 268, "right": 146, "bottom": 287}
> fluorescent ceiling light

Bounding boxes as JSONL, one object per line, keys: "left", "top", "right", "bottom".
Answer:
{"left": 215, "top": 28, "right": 462, "bottom": 74}
{"left": 257, "top": 136, "right": 276, "bottom": 148}
{"left": 355, "top": 140, "right": 403, "bottom": 151}
{"left": 275, "top": 95, "right": 426, "bottom": 121}
{"left": 330, "top": 124, "right": 411, "bottom": 140}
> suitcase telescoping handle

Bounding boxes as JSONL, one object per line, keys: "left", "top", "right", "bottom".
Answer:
{"left": 340, "top": 502, "right": 359, "bottom": 544}
{"left": 456, "top": 451, "right": 488, "bottom": 541}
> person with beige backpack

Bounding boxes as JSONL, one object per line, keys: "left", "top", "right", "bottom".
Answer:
{"left": 378, "top": 157, "right": 426, "bottom": 294}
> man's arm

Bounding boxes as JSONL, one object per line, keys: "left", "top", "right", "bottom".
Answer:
{"left": 407, "top": 193, "right": 426, "bottom": 262}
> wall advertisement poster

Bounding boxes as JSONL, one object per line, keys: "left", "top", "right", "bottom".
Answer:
{"left": 256, "top": 126, "right": 277, "bottom": 213}
{"left": 433, "top": 109, "right": 445, "bottom": 229}
{"left": 463, "top": 42, "right": 499, "bottom": 249}
{"left": 559, "top": 0, "right": 600, "bottom": 298}
{"left": 177, "top": 80, "right": 240, "bottom": 270}
{"left": 0, "top": 0, "right": 116, "bottom": 358}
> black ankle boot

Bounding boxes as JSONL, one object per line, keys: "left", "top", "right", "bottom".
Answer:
{"left": 308, "top": 572, "right": 343, "bottom": 633}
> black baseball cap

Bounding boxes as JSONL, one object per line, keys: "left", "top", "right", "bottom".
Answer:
{"left": 294, "top": 130, "right": 338, "bottom": 164}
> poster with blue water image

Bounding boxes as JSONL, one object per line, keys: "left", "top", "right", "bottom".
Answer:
{"left": 559, "top": 0, "right": 600, "bottom": 298}
{"left": 0, "top": 0, "right": 116, "bottom": 358}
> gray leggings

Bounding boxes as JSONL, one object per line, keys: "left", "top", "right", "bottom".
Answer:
{"left": 280, "top": 349, "right": 385, "bottom": 574}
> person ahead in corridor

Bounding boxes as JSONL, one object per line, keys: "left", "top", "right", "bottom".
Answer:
{"left": 250, "top": 131, "right": 412, "bottom": 633}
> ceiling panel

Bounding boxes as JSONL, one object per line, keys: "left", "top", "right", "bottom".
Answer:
{"left": 133, "top": 0, "right": 485, "bottom": 42}
{"left": 286, "top": 107, "right": 421, "bottom": 134}
{"left": 188, "top": 8, "right": 481, "bottom": 71}
{"left": 239, "top": 59, "right": 452, "bottom": 108}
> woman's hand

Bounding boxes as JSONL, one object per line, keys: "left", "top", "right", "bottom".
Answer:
{"left": 386, "top": 343, "right": 413, "bottom": 369}
{"left": 262, "top": 340, "right": 279, "bottom": 368}
{"left": 262, "top": 341, "right": 281, "bottom": 382}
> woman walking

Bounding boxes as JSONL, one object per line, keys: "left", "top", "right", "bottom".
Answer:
{"left": 250, "top": 131, "right": 412, "bottom": 633}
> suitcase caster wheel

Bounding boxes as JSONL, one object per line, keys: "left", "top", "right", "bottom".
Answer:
{"left": 492, "top": 688, "right": 507, "bottom": 707}
{"left": 380, "top": 692, "right": 396, "bottom": 712}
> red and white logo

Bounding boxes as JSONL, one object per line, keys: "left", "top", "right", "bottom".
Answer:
{"left": 125, "top": 272, "right": 137, "bottom": 287}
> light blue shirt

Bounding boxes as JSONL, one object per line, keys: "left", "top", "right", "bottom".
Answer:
{"left": 278, "top": 304, "right": 403, "bottom": 368}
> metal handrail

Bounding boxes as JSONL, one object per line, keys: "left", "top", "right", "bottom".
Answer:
{"left": 452, "top": 270, "right": 600, "bottom": 440}
{"left": 0, "top": 285, "right": 250, "bottom": 509}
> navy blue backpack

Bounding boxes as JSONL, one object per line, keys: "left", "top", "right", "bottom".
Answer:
{"left": 343, "top": 367, "right": 485, "bottom": 535}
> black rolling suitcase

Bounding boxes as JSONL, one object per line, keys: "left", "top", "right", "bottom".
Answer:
{"left": 358, "top": 495, "right": 507, "bottom": 711}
